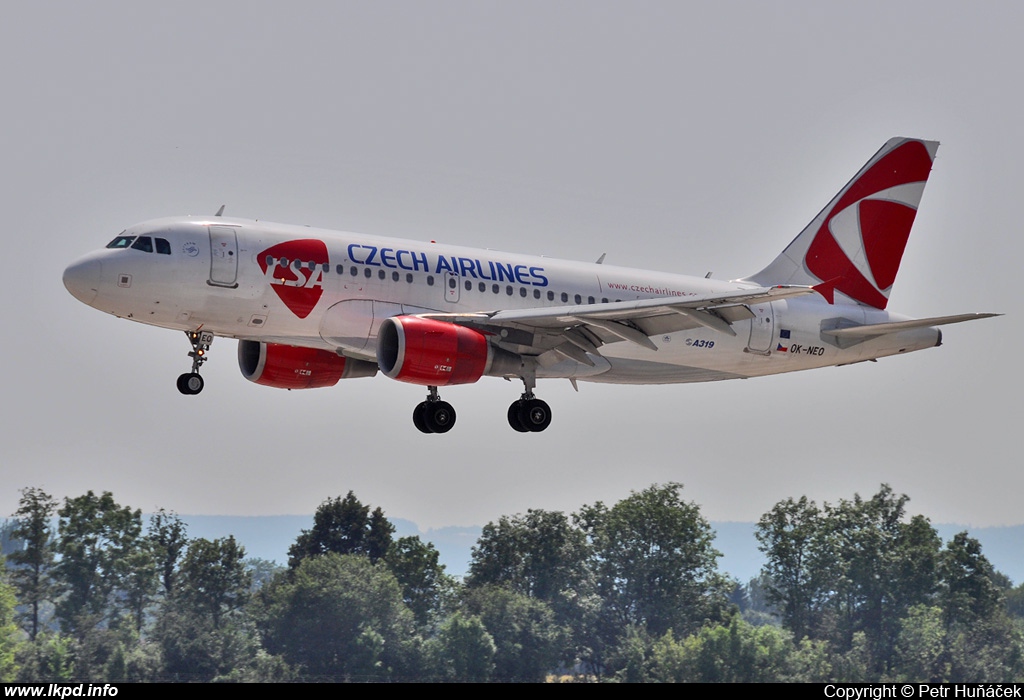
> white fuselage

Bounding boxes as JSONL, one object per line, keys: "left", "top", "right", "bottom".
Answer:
{"left": 63, "top": 215, "right": 940, "bottom": 386}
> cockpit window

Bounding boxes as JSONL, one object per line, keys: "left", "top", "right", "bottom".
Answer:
{"left": 131, "top": 236, "right": 154, "bottom": 253}
{"left": 106, "top": 235, "right": 136, "bottom": 249}
{"left": 155, "top": 238, "right": 171, "bottom": 255}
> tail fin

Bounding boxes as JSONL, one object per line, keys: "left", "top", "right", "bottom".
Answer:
{"left": 745, "top": 137, "right": 939, "bottom": 309}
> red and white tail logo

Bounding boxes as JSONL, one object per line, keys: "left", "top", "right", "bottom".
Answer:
{"left": 258, "top": 239, "right": 329, "bottom": 318}
{"left": 747, "top": 138, "right": 938, "bottom": 309}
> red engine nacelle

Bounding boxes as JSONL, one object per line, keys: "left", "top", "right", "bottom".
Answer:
{"left": 376, "top": 316, "right": 492, "bottom": 386}
{"left": 238, "top": 340, "right": 377, "bottom": 389}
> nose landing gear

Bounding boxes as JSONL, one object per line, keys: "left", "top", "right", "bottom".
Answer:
{"left": 177, "top": 330, "right": 213, "bottom": 395}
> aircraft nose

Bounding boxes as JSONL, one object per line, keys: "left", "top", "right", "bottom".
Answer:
{"left": 63, "top": 254, "right": 103, "bottom": 305}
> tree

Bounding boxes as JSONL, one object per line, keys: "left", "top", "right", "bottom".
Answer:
{"left": 147, "top": 509, "right": 187, "bottom": 597}
{"left": 579, "top": 483, "right": 728, "bottom": 640}
{"left": 428, "top": 612, "right": 495, "bottom": 682}
{"left": 287, "top": 492, "right": 394, "bottom": 568}
{"left": 8, "top": 487, "right": 57, "bottom": 641}
{"left": 468, "top": 509, "right": 591, "bottom": 603}
{"left": 0, "top": 565, "right": 19, "bottom": 681}
{"left": 462, "top": 586, "right": 565, "bottom": 682}
{"left": 755, "top": 496, "right": 828, "bottom": 640}
{"left": 53, "top": 491, "right": 146, "bottom": 638}
{"left": 824, "top": 486, "right": 941, "bottom": 670}
{"left": 939, "top": 532, "right": 1002, "bottom": 626}
{"left": 386, "top": 535, "right": 454, "bottom": 628}
{"left": 177, "top": 537, "right": 250, "bottom": 630}
{"left": 257, "top": 553, "right": 417, "bottom": 680}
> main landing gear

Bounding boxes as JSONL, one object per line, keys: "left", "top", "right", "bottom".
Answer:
{"left": 413, "top": 386, "right": 456, "bottom": 434}
{"left": 409, "top": 380, "right": 553, "bottom": 434}
{"left": 507, "top": 371, "right": 551, "bottom": 432}
{"left": 177, "top": 330, "right": 213, "bottom": 395}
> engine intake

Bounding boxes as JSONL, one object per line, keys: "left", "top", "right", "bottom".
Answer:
{"left": 238, "top": 340, "right": 377, "bottom": 389}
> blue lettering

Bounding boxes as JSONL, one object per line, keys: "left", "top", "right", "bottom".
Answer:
{"left": 514, "top": 264, "right": 529, "bottom": 284}
{"left": 495, "top": 261, "right": 514, "bottom": 283}
{"left": 458, "top": 257, "right": 478, "bottom": 278}
{"left": 478, "top": 260, "right": 495, "bottom": 281}
{"left": 395, "top": 249, "right": 412, "bottom": 270}
{"left": 412, "top": 251, "right": 428, "bottom": 272}
{"left": 380, "top": 248, "right": 397, "bottom": 268}
{"left": 347, "top": 243, "right": 365, "bottom": 264}
{"left": 435, "top": 256, "right": 455, "bottom": 274}
{"left": 529, "top": 266, "right": 548, "bottom": 286}
{"left": 364, "top": 245, "right": 380, "bottom": 266}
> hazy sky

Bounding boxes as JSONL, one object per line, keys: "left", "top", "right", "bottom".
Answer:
{"left": 2, "top": 2, "right": 1017, "bottom": 530}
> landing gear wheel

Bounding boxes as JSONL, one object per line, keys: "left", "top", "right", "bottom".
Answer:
{"left": 424, "top": 401, "right": 456, "bottom": 434}
{"left": 518, "top": 398, "right": 552, "bottom": 432}
{"left": 177, "top": 372, "right": 204, "bottom": 395}
{"left": 507, "top": 401, "right": 528, "bottom": 432}
{"left": 413, "top": 402, "right": 432, "bottom": 434}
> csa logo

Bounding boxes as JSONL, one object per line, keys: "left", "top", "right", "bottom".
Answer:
{"left": 182, "top": 241, "right": 200, "bottom": 257}
{"left": 258, "top": 240, "right": 329, "bottom": 319}
{"left": 805, "top": 140, "right": 931, "bottom": 310}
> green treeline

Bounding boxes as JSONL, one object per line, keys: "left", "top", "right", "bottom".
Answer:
{"left": 1, "top": 483, "right": 1022, "bottom": 682}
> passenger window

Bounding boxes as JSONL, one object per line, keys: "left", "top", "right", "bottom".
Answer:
{"left": 519, "top": 288, "right": 527, "bottom": 297}
{"left": 561, "top": 292, "right": 568, "bottom": 303}
{"left": 547, "top": 291, "right": 554, "bottom": 301}
{"left": 574, "top": 294, "right": 582, "bottom": 304}
{"left": 533, "top": 289, "right": 541, "bottom": 299}
{"left": 131, "top": 236, "right": 153, "bottom": 253}
{"left": 506, "top": 285, "right": 513, "bottom": 296}
{"left": 588, "top": 296, "right": 595, "bottom": 304}
{"left": 392, "top": 271, "right": 400, "bottom": 282}
{"left": 364, "top": 268, "right": 372, "bottom": 278}
{"left": 155, "top": 238, "right": 171, "bottom": 255}
{"left": 479, "top": 282, "right": 486, "bottom": 292}
{"left": 406, "top": 273, "right": 413, "bottom": 283}
{"left": 464, "top": 280, "right": 472, "bottom": 291}
{"left": 492, "top": 284, "right": 499, "bottom": 294}
{"left": 267, "top": 256, "right": 276, "bottom": 267}
{"left": 378, "top": 269, "right": 386, "bottom": 280}
{"left": 336, "top": 265, "right": 344, "bottom": 274}
{"left": 427, "top": 276, "right": 435, "bottom": 286}
{"left": 350, "top": 266, "right": 358, "bottom": 276}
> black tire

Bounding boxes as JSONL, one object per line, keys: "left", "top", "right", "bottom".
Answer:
{"left": 425, "top": 401, "right": 456, "bottom": 434}
{"left": 507, "top": 401, "right": 528, "bottom": 432}
{"left": 412, "top": 402, "right": 432, "bottom": 433}
{"left": 519, "top": 398, "right": 552, "bottom": 432}
{"left": 176, "top": 374, "right": 191, "bottom": 395}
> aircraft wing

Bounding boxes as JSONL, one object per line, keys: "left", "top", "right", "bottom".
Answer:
{"left": 418, "top": 284, "right": 819, "bottom": 362}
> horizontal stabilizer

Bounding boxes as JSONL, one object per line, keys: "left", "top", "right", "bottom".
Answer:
{"left": 823, "top": 313, "right": 1000, "bottom": 338}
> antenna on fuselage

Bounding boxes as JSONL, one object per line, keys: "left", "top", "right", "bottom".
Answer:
{"left": 214, "top": 204, "right": 226, "bottom": 217}
{"left": 705, "top": 271, "right": 712, "bottom": 278}
{"left": 595, "top": 253, "right": 606, "bottom": 264}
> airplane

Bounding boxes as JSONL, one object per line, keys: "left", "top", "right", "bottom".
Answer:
{"left": 63, "top": 137, "right": 998, "bottom": 434}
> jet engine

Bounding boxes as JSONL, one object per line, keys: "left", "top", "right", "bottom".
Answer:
{"left": 377, "top": 316, "right": 518, "bottom": 386}
{"left": 238, "top": 340, "right": 377, "bottom": 389}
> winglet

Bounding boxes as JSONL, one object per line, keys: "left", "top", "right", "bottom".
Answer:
{"left": 812, "top": 277, "right": 841, "bottom": 305}
{"left": 215, "top": 204, "right": 226, "bottom": 217}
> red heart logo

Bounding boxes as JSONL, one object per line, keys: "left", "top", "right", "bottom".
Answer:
{"left": 258, "top": 239, "right": 329, "bottom": 319}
